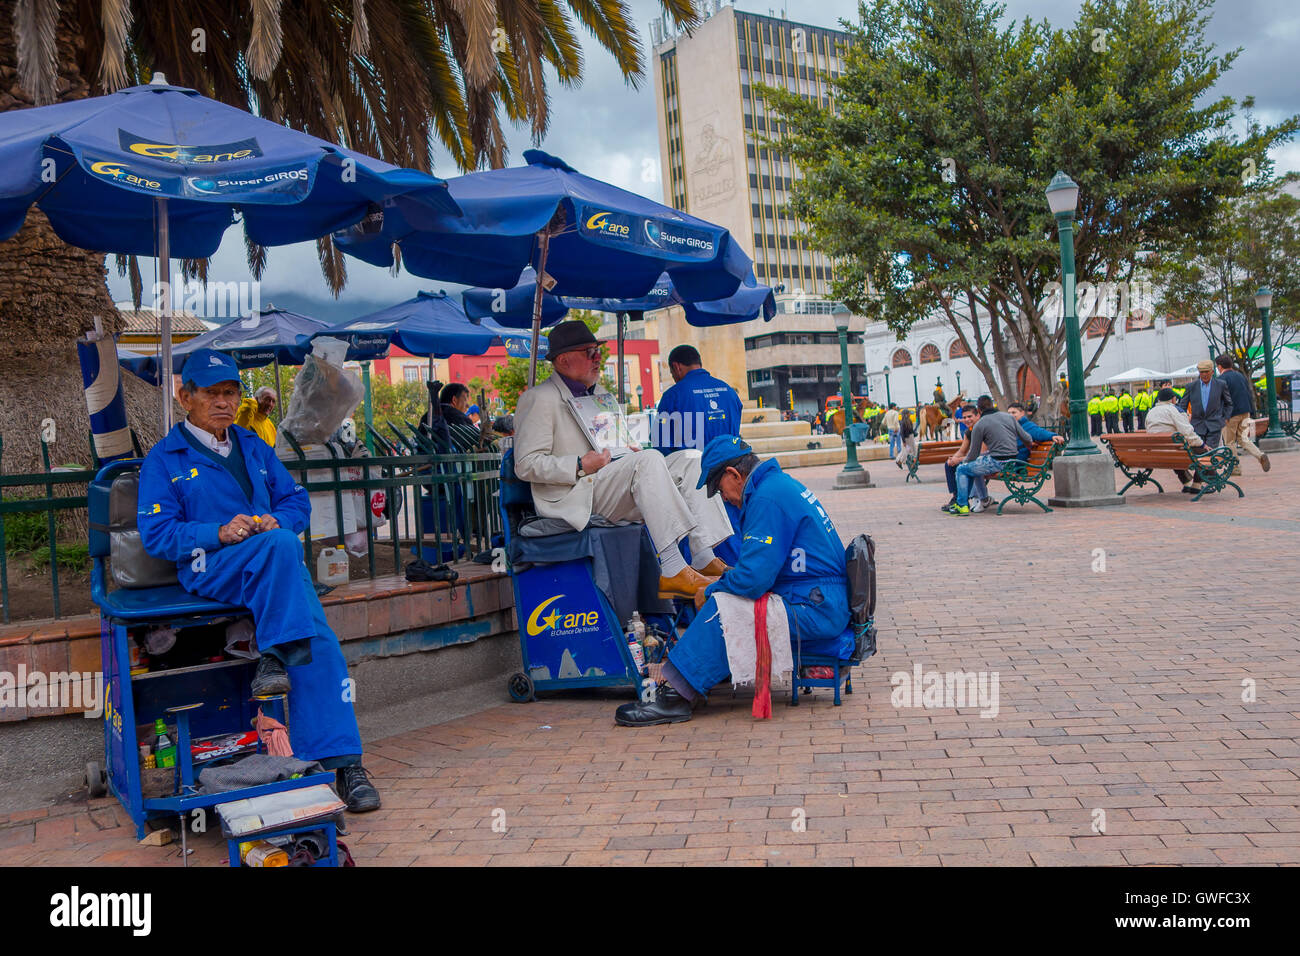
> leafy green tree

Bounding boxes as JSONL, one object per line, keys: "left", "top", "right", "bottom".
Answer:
{"left": 761, "top": 0, "right": 1299, "bottom": 409}
{"left": 368, "top": 377, "right": 426, "bottom": 433}
{"left": 1150, "top": 177, "right": 1300, "bottom": 408}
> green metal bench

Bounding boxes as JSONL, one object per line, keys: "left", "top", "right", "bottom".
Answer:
{"left": 1101, "top": 432, "right": 1242, "bottom": 502}
{"left": 991, "top": 440, "right": 1061, "bottom": 514}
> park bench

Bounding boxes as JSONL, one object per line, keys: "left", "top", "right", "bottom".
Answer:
{"left": 903, "top": 440, "right": 963, "bottom": 483}
{"left": 990, "top": 440, "right": 1062, "bottom": 514}
{"left": 1100, "top": 433, "right": 1241, "bottom": 502}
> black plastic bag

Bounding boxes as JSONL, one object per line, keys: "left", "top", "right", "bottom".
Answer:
{"left": 844, "top": 533, "right": 877, "bottom": 662}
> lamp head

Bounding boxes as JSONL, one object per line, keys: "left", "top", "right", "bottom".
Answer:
{"left": 1255, "top": 287, "right": 1273, "bottom": 310}
{"left": 1045, "top": 171, "right": 1079, "bottom": 217}
{"left": 832, "top": 304, "right": 851, "bottom": 332}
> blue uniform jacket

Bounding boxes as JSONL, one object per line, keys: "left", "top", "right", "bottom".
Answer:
{"left": 704, "top": 459, "right": 850, "bottom": 642}
{"left": 653, "top": 368, "right": 743, "bottom": 454}
{"left": 138, "top": 424, "right": 309, "bottom": 566}
{"left": 1015, "top": 418, "right": 1056, "bottom": 460}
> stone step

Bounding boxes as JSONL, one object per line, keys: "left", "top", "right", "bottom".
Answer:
{"left": 739, "top": 407, "right": 780, "bottom": 423}
{"left": 739, "top": 420, "right": 812, "bottom": 438}
{"left": 746, "top": 433, "right": 844, "bottom": 454}
{"left": 760, "top": 443, "right": 890, "bottom": 469}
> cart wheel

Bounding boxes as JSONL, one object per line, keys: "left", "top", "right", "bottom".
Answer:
{"left": 85, "top": 760, "right": 107, "bottom": 798}
{"left": 507, "top": 672, "right": 535, "bottom": 703}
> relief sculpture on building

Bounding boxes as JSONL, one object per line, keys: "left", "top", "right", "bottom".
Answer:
{"left": 688, "top": 117, "right": 737, "bottom": 210}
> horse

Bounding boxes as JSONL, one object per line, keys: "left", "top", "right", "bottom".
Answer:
{"left": 828, "top": 397, "right": 878, "bottom": 436}
{"left": 919, "top": 391, "right": 965, "bottom": 440}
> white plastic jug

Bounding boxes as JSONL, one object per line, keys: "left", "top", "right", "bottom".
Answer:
{"left": 316, "top": 547, "right": 349, "bottom": 586}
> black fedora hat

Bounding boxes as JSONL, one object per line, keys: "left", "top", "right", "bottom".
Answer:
{"left": 544, "top": 320, "right": 602, "bottom": 361}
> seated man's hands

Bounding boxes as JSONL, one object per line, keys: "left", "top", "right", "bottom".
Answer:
{"left": 256, "top": 514, "right": 280, "bottom": 532}
{"left": 946, "top": 454, "right": 962, "bottom": 467}
{"left": 218, "top": 514, "right": 260, "bottom": 545}
{"left": 580, "top": 448, "right": 612, "bottom": 476}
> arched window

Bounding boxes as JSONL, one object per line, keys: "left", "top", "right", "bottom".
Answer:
{"left": 1165, "top": 313, "right": 1194, "bottom": 327}
{"left": 891, "top": 348, "right": 912, "bottom": 368}
{"left": 1126, "top": 310, "right": 1155, "bottom": 333}
{"left": 1085, "top": 316, "right": 1113, "bottom": 338}
{"left": 948, "top": 339, "right": 968, "bottom": 359}
{"left": 919, "top": 343, "right": 941, "bottom": 364}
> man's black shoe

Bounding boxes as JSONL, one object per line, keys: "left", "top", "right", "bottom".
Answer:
{"left": 939, "top": 497, "right": 956, "bottom": 512}
{"left": 615, "top": 684, "right": 693, "bottom": 727}
{"left": 337, "top": 765, "right": 381, "bottom": 812}
{"left": 251, "top": 654, "right": 291, "bottom": 697}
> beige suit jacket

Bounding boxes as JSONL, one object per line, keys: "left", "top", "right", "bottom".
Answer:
{"left": 513, "top": 374, "right": 604, "bottom": 530}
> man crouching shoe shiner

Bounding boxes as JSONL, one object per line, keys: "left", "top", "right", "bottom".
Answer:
{"left": 137, "top": 349, "right": 380, "bottom": 812}
{"left": 615, "top": 436, "right": 854, "bottom": 726}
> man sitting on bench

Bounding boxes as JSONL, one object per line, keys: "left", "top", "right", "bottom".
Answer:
{"left": 137, "top": 349, "right": 380, "bottom": 813}
{"left": 946, "top": 396, "right": 1038, "bottom": 516}
{"left": 940, "top": 404, "right": 980, "bottom": 513}
{"left": 614, "top": 437, "right": 852, "bottom": 726}
{"left": 513, "top": 321, "right": 733, "bottom": 599}
{"left": 1144, "top": 387, "right": 1209, "bottom": 494}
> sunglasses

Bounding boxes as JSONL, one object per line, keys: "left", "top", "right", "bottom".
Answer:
{"left": 577, "top": 347, "right": 602, "bottom": 360}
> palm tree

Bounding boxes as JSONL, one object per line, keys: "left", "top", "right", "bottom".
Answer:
{"left": 0, "top": 0, "right": 697, "bottom": 470}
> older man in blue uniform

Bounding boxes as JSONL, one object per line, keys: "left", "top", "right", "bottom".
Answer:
{"left": 137, "top": 350, "right": 379, "bottom": 812}
{"left": 615, "top": 436, "right": 853, "bottom": 725}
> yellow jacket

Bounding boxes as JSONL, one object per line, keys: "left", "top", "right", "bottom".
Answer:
{"left": 1087, "top": 396, "right": 1102, "bottom": 415}
{"left": 1101, "top": 395, "right": 1119, "bottom": 413}
{"left": 235, "top": 397, "right": 277, "bottom": 447}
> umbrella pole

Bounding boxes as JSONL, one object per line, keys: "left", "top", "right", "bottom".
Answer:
{"left": 273, "top": 356, "right": 284, "bottom": 420}
{"left": 362, "top": 361, "right": 374, "bottom": 454}
{"left": 157, "top": 198, "right": 174, "bottom": 431}
{"left": 617, "top": 311, "right": 626, "bottom": 404}
{"left": 528, "top": 231, "right": 551, "bottom": 387}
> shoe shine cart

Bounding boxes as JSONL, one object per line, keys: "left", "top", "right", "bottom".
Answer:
{"left": 498, "top": 450, "right": 673, "bottom": 702}
{"left": 88, "top": 460, "right": 337, "bottom": 851}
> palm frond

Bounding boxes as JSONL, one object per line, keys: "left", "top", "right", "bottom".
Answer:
{"left": 246, "top": 0, "right": 285, "bottom": 81}
{"left": 350, "top": 0, "right": 371, "bottom": 56}
{"left": 96, "top": 0, "right": 133, "bottom": 92}
{"left": 317, "top": 235, "right": 347, "bottom": 296}
{"left": 245, "top": 233, "right": 268, "bottom": 280}
{"left": 14, "top": 0, "right": 59, "bottom": 105}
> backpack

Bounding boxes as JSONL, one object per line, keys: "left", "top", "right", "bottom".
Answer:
{"left": 844, "top": 534, "right": 878, "bottom": 662}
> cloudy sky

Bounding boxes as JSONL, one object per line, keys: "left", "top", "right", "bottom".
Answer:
{"left": 107, "top": 0, "right": 1300, "bottom": 323}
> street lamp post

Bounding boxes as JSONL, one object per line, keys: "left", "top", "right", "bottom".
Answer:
{"left": 1044, "top": 170, "right": 1122, "bottom": 508}
{"left": 1046, "top": 171, "right": 1097, "bottom": 457}
{"left": 1256, "top": 287, "right": 1286, "bottom": 440}
{"left": 882, "top": 365, "right": 892, "bottom": 405}
{"left": 636, "top": 384, "right": 644, "bottom": 412}
{"left": 833, "top": 307, "right": 871, "bottom": 489}
{"left": 956, "top": 370, "right": 961, "bottom": 394}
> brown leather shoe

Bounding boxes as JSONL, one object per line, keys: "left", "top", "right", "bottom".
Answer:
{"left": 658, "top": 566, "right": 717, "bottom": 600}
{"left": 1261, "top": 454, "right": 1271, "bottom": 473}
{"left": 698, "top": 558, "right": 731, "bottom": 577}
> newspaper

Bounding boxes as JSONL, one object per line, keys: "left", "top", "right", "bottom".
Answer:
{"left": 566, "top": 393, "right": 637, "bottom": 458}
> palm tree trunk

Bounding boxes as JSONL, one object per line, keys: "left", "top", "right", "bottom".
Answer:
{"left": 0, "top": 7, "right": 160, "bottom": 474}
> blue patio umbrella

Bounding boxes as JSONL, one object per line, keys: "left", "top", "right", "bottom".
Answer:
{"left": 315, "top": 291, "right": 529, "bottom": 440}
{"left": 463, "top": 269, "right": 776, "bottom": 400}
{"left": 335, "top": 149, "right": 753, "bottom": 383}
{"left": 171, "top": 306, "right": 328, "bottom": 370}
{"left": 0, "top": 74, "right": 459, "bottom": 428}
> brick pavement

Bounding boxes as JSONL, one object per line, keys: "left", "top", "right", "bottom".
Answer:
{"left": 2, "top": 441, "right": 1297, "bottom": 866}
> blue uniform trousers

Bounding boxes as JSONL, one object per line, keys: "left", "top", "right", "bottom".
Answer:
{"left": 668, "top": 591, "right": 852, "bottom": 696}
{"left": 180, "top": 529, "right": 362, "bottom": 763}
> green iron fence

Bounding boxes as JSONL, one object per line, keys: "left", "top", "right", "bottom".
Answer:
{"left": 0, "top": 424, "right": 504, "bottom": 624}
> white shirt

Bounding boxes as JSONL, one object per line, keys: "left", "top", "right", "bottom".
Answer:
{"left": 184, "top": 420, "right": 232, "bottom": 458}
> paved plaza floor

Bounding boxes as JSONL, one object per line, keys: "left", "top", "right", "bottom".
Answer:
{"left": 3, "top": 441, "right": 1298, "bottom": 867}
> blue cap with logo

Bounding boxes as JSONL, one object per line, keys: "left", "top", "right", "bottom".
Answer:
{"left": 697, "top": 435, "right": 753, "bottom": 496}
{"left": 180, "top": 349, "right": 243, "bottom": 389}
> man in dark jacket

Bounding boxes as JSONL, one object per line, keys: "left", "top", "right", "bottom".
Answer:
{"left": 1215, "top": 354, "right": 1270, "bottom": 472}
{"left": 1177, "top": 360, "right": 1232, "bottom": 448}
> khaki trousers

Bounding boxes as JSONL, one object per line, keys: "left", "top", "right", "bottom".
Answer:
{"left": 1223, "top": 414, "right": 1263, "bottom": 462}
{"left": 589, "top": 449, "right": 732, "bottom": 559}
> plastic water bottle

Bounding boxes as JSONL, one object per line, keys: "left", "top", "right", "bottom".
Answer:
{"left": 629, "top": 611, "right": 646, "bottom": 644}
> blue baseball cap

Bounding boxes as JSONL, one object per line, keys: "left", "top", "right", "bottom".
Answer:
{"left": 468, "top": 404, "right": 480, "bottom": 415}
{"left": 179, "top": 349, "right": 242, "bottom": 389}
{"left": 697, "top": 435, "right": 753, "bottom": 497}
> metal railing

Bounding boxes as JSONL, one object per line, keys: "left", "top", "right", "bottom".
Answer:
{"left": 0, "top": 425, "right": 503, "bottom": 623}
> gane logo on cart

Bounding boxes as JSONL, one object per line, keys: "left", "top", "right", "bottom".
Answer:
{"left": 50, "top": 886, "right": 151, "bottom": 936}
{"left": 526, "top": 594, "right": 601, "bottom": 638}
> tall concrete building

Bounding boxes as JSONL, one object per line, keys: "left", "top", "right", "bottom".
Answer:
{"left": 650, "top": 3, "right": 860, "bottom": 410}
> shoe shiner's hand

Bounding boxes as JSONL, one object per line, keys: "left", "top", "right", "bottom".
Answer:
{"left": 219, "top": 514, "right": 259, "bottom": 544}
{"left": 693, "top": 588, "right": 710, "bottom": 611}
{"left": 253, "top": 514, "right": 280, "bottom": 533}
{"left": 580, "top": 448, "right": 612, "bottom": 475}
{"left": 1052, "top": 435, "right": 1065, "bottom": 444}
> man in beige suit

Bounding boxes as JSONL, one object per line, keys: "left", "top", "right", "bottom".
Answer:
{"left": 514, "top": 321, "right": 733, "bottom": 599}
